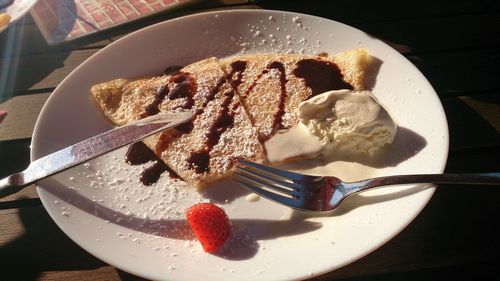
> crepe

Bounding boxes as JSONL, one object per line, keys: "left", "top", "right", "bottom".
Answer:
{"left": 91, "top": 49, "right": 371, "bottom": 187}
{"left": 220, "top": 49, "right": 371, "bottom": 140}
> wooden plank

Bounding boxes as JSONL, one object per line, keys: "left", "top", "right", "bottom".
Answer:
{"left": 446, "top": 147, "right": 500, "bottom": 173}
{"left": 0, "top": 136, "right": 40, "bottom": 202}
{"left": 443, "top": 97, "right": 500, "bottom": 151}
{"left": 0, "top": 206, "right": 109, "bottom": 279}
{"left": 459, "top": 94, "right": 500, "bottom": 133}
{"left": 38, "top": 267, "right": 122, "bottom": 281}
{"left": 0, "top": 208, "right": 24, "bottom": 240}
{"left": 257, "top": 0, "right": 500, "bottom": 24}
{"left": 0, "top": 93, "right": 52, "bottom": 202}
{"left": 0, "top": 185, "right": 39, "bottom": 202}
{"left": 356, "top": 12, "right": 500, "bottom": 54}
{"left": 318, "top": 259, "right": 500, "bottom": 280}
{"left": 0, "top": 138, "right": 30, "bottom": 177}
{"left": 408, "top": 48, "right": 500, "bottom": 97}
{"left": 37, "top": 267, "right": 150, "bottom": 281}
{"left": 0, "top": 22, "right": 112, "bottom": 59}
{"left": 0, "top": 93, "right": 50, "bottom": 140}
{"left": 0, "top": 22, "right": 53, "bottom": 58}
{"left": 0, "top": 49, "right": 98, "bottom": 98}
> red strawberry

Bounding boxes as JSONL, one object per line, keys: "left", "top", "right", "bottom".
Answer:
{"left": 186, "top": 203, "right": 231, "bottom": 253}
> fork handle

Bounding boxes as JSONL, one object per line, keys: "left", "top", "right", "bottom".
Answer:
{"left": 345, "top": 173, "right": 500, "bottom": 195}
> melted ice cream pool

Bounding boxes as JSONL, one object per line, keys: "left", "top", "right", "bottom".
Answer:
{"left": 265, "top": 90, "right": 397, "bottom": 162}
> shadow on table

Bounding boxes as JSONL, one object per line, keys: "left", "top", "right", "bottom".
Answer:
{"left": 0, "top": 19, "right": 74, "bottom": 103}
{"left": 0, "top": 199, "right": 107, "bottom": 280}
{"left": 0, "top": 197, "right": 160, "bottom": 281}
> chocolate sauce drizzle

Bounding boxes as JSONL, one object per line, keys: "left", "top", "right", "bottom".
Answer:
{"left": 228, "top": 60, "right": 247, "bottom": 89}
{"left": 125, "top": 58, "right": 354, "bottom": 184}
{"left": 140, "top": 84, "right": 169, "bottom": 118}
{"left": 242, "top": 70, "right": 265, "bottom": 98}
{"left": 127, "top": 71, "right": 198, "bottom": 185}
{"left": 153, "top": 72, "right": 197, "bottom": 154}
{"left": 186, "top": 90, "right": 236, "bottom": 173}
{"left": 153, "top": 64, "right": 240, "bottom": 175}
{"left": 293, "top": 59, "right": 354, "bottom": 97}
{"left": 140, "top": 72, "right": 197, "bottom": 119}
{"left": 182, "top": 61, "right": 247, "bottom": 173}
{"left": 234, "top": 60, "right": 289, "bottom": 139}
{"left": 125, "top": 142, "right": 180, "bottom": 185}
{"left": 266, "top": 61, "right": 288, "bottom": 137}
{"left": 169, "top": 73, "right": 196, "bottom": 110}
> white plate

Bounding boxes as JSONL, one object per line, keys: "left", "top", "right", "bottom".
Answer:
{"left": 0, "top": 0, "right": 37, "bottom": 33}
{"left": 31, "top": 10, "right": 449, "bottom": 281}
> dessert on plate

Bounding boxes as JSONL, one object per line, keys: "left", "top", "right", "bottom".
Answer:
{"left": 91, "top": 48, "right": 394, "bottom": 188}
{"left": 265, "top": 89, "right": 397, "bottom": 162}
{"left": 92, "top": 57, "right": 265, "bottom": 187}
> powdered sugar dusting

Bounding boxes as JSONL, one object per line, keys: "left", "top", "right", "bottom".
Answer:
{"left": 50, "top": 147, "right": 215, "bottom": 255}
{"left": 232, "top": 14, "right": 323, "bottom": 55}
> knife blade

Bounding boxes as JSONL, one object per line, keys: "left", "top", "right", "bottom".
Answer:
{"left": 0, "top": 110, "right": 193, "bottom": 198}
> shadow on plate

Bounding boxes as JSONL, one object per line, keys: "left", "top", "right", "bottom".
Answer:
{"left": 37, "top": 125, "right": 427, "bottom": 260}
{"left": 40, "top": 178, "right": 322, "bottom": 260}
{"left": 332, "top": 126, "right": 428, "bottom": 168}
{"left": 281, "top": 126, "right": 427, "bottom": 171}
{"left": 260, "top": 125, "right": 430, "bottom": 218}
{"left": 200, "top": 178, "right": 252, "bottom": 204}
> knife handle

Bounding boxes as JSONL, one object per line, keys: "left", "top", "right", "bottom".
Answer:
{"left": 0, "top": 173, "right": 27, "bottom": 198}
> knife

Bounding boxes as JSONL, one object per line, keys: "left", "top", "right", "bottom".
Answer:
{"left": 0, "top": 110, "right": 193, "bottom": 198}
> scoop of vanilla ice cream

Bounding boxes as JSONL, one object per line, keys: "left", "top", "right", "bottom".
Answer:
{"left": 298, "top": 89, "right": 397, "bottom": 154}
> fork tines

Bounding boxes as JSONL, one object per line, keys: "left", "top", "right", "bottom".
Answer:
{"left": 237, "top": 160, "right": 304, "bottom": 181}
{"left": 233, "top": 160, "right": 305, "bottom": 208}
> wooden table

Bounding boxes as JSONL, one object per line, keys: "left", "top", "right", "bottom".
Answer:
{"left": 1, "top": 0, "right": 499, "bottom": 280}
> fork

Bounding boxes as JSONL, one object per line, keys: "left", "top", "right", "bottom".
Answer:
{"left": 233, "top": 160, "right": 500, "bottom": 212}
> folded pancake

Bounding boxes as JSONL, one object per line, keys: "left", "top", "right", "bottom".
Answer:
{"left": 91, "top": 49, "right": 372, "bottom": 187}
{"left": 219, "top": 48, "right": 371, "bottom": 141}
{"left": 91, "top": 58, "right": 265, "bottom": 187}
